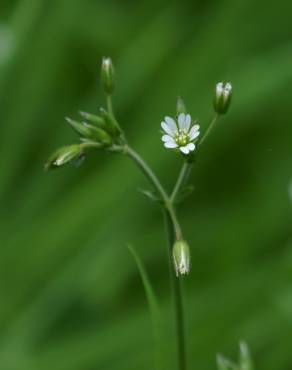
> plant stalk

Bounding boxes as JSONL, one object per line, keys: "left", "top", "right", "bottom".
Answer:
{"left": 124, "top": 144, "right": 186, "bottom": 370}
{"left": 199, "top": 114, "right": 219, "bottom": 146}
{"left": 164, "top": 211, "right": 186, "bottom": 370}
{"left": 171, "top": 162, "right": 193, "bottom": 203}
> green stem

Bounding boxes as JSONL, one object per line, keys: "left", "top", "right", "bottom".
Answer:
{"left": 164, "top": 211, "right": 186, "bottom": 370}
{"left": 123, "top": 144, "right": 186, "bottom": 370}
{"left": 80, "top": 142, "right": 102, "bottom": 150}
{"left": 126, "top": 145, "right": 182, "bottom": 239}
{"left": 171, "top": 162, "right": 193, "bottom": 203}
{"left": 106, "top": 94, "right": 114, "bottom": 117}
{"left": 198, "top": 114, "right": 220, "bottom": 147}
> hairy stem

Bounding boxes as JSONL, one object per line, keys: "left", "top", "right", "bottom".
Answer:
{"left": 164, "top": 211, "right": 186, "bottom": 370}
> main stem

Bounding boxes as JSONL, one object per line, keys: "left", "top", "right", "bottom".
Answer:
{"left": 164, "top": 211, "right": 186, "bottom": 370}
{"left": 125, "top": 144, "right": 186, "bottom": 370}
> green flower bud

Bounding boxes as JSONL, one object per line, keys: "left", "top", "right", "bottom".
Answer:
{"left": 172, "top": 239, "right": 190, "bottom": 276}
{"left": 82, "top": 122, "right": 112, "bottom": 145}
{"left": 45, "top": 144, "right": 83, "bottom": 171}
{"left": 99, "top": 107, "right": 121, "bottom": 137}
{"left": 101, "top": 57, "right": 115, "bottom": 95}
{"left": 66, "top": 117, "right": 112, "bottom": 145}
{"left": 213, "top": 82, "right": 232, "bottom": 114}
{"left": 66, "top": 117, "right": 93, "bottom": 138}
{"left": 79, "top": 111, "right": 106, "bottom": 129}
{"left": 176, "top": 96, "right": 187, "bottom": 115}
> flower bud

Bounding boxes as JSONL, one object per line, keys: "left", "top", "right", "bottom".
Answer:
{"left": 66, "top": 117, "right": 112, "bottom": 145}
{"left": 172, "top": 239, "right": 190, "bottom": 276}
{"left": 45, "top": 144, "right": 83, "bottom": 171}
{"left": 101, "top": 57, "right": 115, "bottom": 95}
{"left": 213, "top": 82, "right": 232, "bottom": 115}
{"left": 176, "top": 96, "right": 186, "bottom": 115}
{"left": 66, "top": 117, "right": 93, "bottom": 138}
{"left": 99, "top": 107, "right": 121, "bottom": 137}
{"left": 79, "top": 111, "right": 106, "bottom": 129}
{"left": 82, "top": 122, "right": 112, "bottom": 145}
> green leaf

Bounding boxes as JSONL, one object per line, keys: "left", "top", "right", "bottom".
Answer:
{"left": 137, "top": 188, "right": 162, "bottom": 203}
{"left": 128, "top": 245, "right": 164, "bottom": 370}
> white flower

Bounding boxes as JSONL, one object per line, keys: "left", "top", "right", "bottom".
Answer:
{"left": 161, "top": 113, "right": 200, "bottom": 155}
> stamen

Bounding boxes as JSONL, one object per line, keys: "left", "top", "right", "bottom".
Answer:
{"left": 175, "top": 129, "right": 189, "bottom": 146}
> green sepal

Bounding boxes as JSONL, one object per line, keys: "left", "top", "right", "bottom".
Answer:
{"left": 45, "top": 144, "right": 83, "bottom": 171}
{"left": 213, "top": 82, "right": 232, "bottom": 115}
{"left": 82, "top": 122, "right": 112, "bottom": 145}
{"left": 66, "top": 117, "right": 92, "bottom": 138}
{"left": 66, "top": 117, "right": 112, "bottom": 145}
{"left": 101, "top": 57, "right": 115, "bottom": 95}
{"left": 100, "top": 107, "right": 121, "bottom": 137}
{"left": 176, "top": 96, "right": 187, "bottom": 115}
{"left": 79, "top": 111, "right": 106, "bottom": 129}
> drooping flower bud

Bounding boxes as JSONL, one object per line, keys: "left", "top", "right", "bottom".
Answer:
{"left": 213, "top": 82, "right": 232, "bottom": 115}
{"left": 172, "top": 239, "right": 190, "bottom": 276}
{"left": 45, "top": 144, "right": 83, "bottom": 171}
{"left": 101, "top": 57, "right": 115, "bottom": 95}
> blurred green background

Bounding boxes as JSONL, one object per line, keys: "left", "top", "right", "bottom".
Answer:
{"left": 1, "top": 0, "right": 292, "bottom": 369}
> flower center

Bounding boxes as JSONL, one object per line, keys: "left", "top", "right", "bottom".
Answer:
{"left": 175, "top": 129, "right": 189, "bottom": 146}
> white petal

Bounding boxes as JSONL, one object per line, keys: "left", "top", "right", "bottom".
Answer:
{"left": 161, "top": 121, "right": 175, "bottom": 136}
{"left": 165, "top": 116, "right": 177, "bottom": 132}
{"left": 185, "top": 114, "right": 191, "bottom": 131}
{"left": 162, "top": 134, "right": 175, "bottom": 143}
{"left": 189, "top": 125, "right": 200, "bottom": 140}
{"left": 180, "top": 146, "right": 189, "bottom": 154}
{"left": 178, "top": 113, "right": 185, "bottom": 129}
{"left": 186, "top": 142, "right": 195, "bottom": 151}
{"left": 216, "top": 82, "right": 223, "bottom": 95}
{"left": 164, "top": 141, "right": 178, "bottom": 148}
{"left": 189, "top": 131, "right": 200, "bottom": 141}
